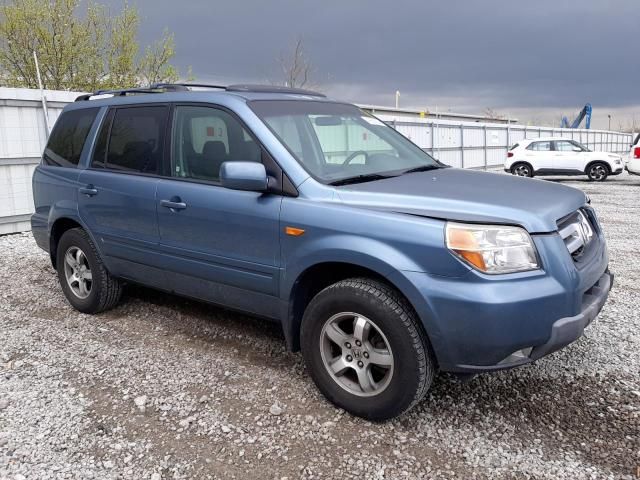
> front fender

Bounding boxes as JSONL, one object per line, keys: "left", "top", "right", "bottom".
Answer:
{"left": 281, "top": 234, "right": 425, "bottom": 299}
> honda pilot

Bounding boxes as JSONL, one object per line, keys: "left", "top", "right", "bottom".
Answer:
{"left": 31, "top": 84, "right": 612, "bottom": 420}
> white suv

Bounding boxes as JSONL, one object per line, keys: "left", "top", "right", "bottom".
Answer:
{"left": 505, "top": 137, "right": 624, "bottom": 181}
{"left": 626, "top": 133, "right": 640, "bottom": 176}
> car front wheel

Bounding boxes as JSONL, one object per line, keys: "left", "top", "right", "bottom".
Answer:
{"left": 301, "top": 278, "right": 435, "bottom": 420}
{"left": 587, "top": 162, "right": 609, "bottom": 182}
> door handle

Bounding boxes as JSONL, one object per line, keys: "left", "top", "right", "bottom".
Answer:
{"left": 79, "top": 185, "right": 98, "bottom": 196}
{"left": 160, "top": 199, "right": 187, "bottom": 211}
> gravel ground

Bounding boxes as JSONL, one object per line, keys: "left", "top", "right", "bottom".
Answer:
{"left": 1, "top": 173, "right": 639, "bottom": 480}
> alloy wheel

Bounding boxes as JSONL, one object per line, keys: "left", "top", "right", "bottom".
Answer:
{"left": 589, "top": 165, "right": 607, "bottom": 181}
{"left": 319, "top": 312, "right": 394, "bottom": 397}
{"left": 63, "top": 246, "right": 93, "bottom": 299}
{"left": 514, "top": 164, "right": 530, "bottom": 176}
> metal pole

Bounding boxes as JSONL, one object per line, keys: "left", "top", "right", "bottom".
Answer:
{"left": 33, "top": 51, "right": 50, "bottom": 136}
{"left": 483, "top": 125, "right": 488, "bottom": 171}
{"left": 460, "top": 123, "right": 464, "bottom": 168}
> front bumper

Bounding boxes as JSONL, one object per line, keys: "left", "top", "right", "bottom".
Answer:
{"left": 393, "top": 230, "right": 611, "bottom": 373}
{"left": 527, "top": 270, "right": 612, "bottom": 361}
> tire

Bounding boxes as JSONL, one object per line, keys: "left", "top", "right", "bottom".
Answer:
{"left": 56, "top": 227, "right": 122, "bottom": 314}
{"left": 510, "top": 162, "right": 533, "bottom": 178}
{"left": 300, "top": 278, "right": 435, "bottom": 420}
{"left": 586, "top": 162, "right": 609, "bottom": 182}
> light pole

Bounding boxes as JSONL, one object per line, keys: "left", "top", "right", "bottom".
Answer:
{"left": 608, "top": 114, "right": 611, "bottom": 131}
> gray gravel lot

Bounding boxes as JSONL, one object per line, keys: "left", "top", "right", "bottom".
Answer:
{"left": 1, "top": 173, "right": 639, "bottom": 480}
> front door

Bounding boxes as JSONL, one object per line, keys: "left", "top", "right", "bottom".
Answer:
{"left": 155, "top": 105, "right": 282, "bottom": 318}
{"left": 552, "top": 140, "right": 584, "bottom": 173}
{"left": 78, "top": 105, "right": 169, "bottom": 287}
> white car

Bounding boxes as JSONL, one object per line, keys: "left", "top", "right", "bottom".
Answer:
{"left": 626, "top": 133, "right": 640, "bottom": 176}
{"left": 505, "top": 137, "right": 624, "bottom": 182}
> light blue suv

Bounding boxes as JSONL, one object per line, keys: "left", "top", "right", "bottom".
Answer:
{"left": 31, "top": 84, "right": 612, "bottom": 420}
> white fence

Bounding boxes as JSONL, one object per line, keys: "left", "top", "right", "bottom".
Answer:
{"left": 375, "top": 114, "right": 634, "bottom": 169}
{"left": 0, "top": 87, "right": 636, "bottom": 234}
{"left": 0, "top": 88, "right": 81, "bottom": 234}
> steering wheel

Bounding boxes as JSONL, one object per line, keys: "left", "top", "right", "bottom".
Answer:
{"left": 342, "top": 150, "right": 369, "bottom": 165}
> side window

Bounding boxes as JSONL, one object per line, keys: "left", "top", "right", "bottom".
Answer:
{"left": 555, "top": 141, "right": 578, "bottom": 152}
{"left": 105, "top": 106, "right": 169, "bottom": 174}
{"left": 526, "top": 141, "right": 551, "bottom": 151}
{"left": 91, "top": 109, "right": 115, "bottom": 169}
{"left": 172, "top": 106, "right": 261, "bottom": 182}
{"left": 43, "top": 108, "right": 99, "bottom": 167}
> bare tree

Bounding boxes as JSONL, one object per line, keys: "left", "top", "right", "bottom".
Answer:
{"left": 279, "top": 36, "right": 313, "bottom": 88}
{"left": 483, "top": 107, "right": 505, "bottom": 120}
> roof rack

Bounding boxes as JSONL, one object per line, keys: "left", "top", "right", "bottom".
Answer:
{"left": 75, "top": 83, "right": 325, "bottom": 102}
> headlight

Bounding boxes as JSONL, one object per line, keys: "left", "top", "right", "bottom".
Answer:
{"left": 445, "top": 222, "right": 539, "bottom": 274}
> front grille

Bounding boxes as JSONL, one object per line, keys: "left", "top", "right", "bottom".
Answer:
{"left": 557, "top": 209, "right": 594, "bottom": 259}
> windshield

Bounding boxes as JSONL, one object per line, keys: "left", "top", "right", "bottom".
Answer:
{"left": 249, "top": 100, "right": 442, "bottom": 184}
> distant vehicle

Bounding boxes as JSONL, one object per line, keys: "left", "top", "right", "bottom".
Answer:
{"left": 560, "top": 104, "right": 592, "bottom": 129}
{"left": 505, "top": 137, "right": 624, "bottom": 181}
{"left": 626, "top": 133, "right": 640, "bottom": 176}
{"left": 31, "top": 85, "right": 612, "bottom": 420}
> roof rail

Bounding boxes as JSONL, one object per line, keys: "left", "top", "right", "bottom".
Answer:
{"left": 75, "top": 87, "right": 165, "bottom": 101}
{"left": 226, "top": 84, "right": 326, "bottom": 97}
{"left": 75, "top": 83, "right": 325, "bottom": 101}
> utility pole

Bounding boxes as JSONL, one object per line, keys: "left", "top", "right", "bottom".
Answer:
{"left": 33, "top": 51, "right": 51, "bottom": 136}
{"left": 607, "top": 114, "right": 611, "bottom": 131}
{"left": 395, "top": 90, "right": 400, "bottom": 109}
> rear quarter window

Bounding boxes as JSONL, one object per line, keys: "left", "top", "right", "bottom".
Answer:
{"left": 43, "top": 108, "right": 99, "bottom": 167}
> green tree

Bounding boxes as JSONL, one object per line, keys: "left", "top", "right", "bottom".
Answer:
{"left": 0, "top": 0, "right": 181, "bottom": 91}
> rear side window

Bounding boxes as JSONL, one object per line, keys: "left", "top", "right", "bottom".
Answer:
{"left": 96, "top": 106, "right": 169, "bottom": 174}
{"left": 526, "top": 141, "right": 551, "bottom": 151}
{"left": 43, "top": 108, "right": 99, "bottom": 167}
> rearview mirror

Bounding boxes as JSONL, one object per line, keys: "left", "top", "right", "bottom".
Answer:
{"left": 314, "top": 116, "right": 343, "bottom": 126}
{"left": 220, "top": 162, "right": 268, "bottom": 192}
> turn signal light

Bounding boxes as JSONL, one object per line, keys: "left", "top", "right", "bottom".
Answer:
{"left": 285, "top": 226, "right": 305, "bottom": 237}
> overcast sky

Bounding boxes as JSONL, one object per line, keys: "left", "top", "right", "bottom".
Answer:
{"left": 106, "top": 0, "right": 638, "bottom": 129}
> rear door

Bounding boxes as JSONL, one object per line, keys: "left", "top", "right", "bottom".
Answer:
{"left": 78, "top": 105, "right": 170, "bottom": 287}
{"left": 155, "top": 104, "right": 283, "bottom": 318}
{"left": 524, "top": 140, "right": 553, "bottom": 171}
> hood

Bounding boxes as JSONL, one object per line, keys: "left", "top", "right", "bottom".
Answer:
{"left": 334, "top": 168, "right": 587, "bottom": 233}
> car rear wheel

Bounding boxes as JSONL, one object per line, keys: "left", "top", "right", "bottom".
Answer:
{"left": 56, "top": 228, "right": 122, "bottom": 314}
{"left": 587, "top": 162, "right": 608, "bottom": 182}
{"left": 301, "top": 278, "right": 435, "bottom": 420}
{"left": 511, "top": 162, "right": 533, "bottom": 177}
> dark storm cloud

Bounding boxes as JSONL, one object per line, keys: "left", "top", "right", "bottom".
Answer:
{"left": 107, "top": 0, "right": 638, "bottom": 116}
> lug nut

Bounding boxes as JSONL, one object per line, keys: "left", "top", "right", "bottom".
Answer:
{"left": 345, "top": 342, "right": 351, "bottom": 349}
{"left": 363, "top": 352, "right": 369, "bottom": 359}
{"left": 357, "top": 361, "right": 364, "bottom": 368}
{"left": 346, "top": 355, "right": 353, "bottom": 362}
{"left": 355, "top": 340, "right": 362, "bottom": 347}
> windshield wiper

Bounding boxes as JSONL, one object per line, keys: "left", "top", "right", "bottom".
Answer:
{"left": 400, "top": 164, "right": 444, "bottom": 175}
{"left": 329, "top": 173, "right": 395, "bottom": 186}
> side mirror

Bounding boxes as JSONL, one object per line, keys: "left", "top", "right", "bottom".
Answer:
{"left": 220, "top": 161, "right": 269, "bottom": 192}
